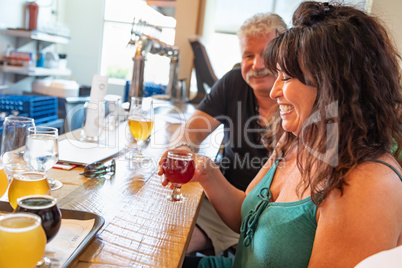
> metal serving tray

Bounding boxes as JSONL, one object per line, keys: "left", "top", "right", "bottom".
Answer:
{"left": 0, "top": 200, "right": 105, "bottom": 267}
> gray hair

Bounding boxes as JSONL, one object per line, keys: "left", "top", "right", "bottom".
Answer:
{"left": 237, "top": 13, "right": 287, "bottom": 38}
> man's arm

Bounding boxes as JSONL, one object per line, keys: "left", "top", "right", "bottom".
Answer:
{"left": 171, "top": 110, "right": 221, "bottom": 152}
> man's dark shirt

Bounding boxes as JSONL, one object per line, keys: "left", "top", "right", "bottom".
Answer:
{"left": 197, "top": 68, "right": 270, "bottom": 191}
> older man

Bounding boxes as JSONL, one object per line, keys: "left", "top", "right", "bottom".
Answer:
{"left": 169, "top": 13, "right": 287, "bottom": 256}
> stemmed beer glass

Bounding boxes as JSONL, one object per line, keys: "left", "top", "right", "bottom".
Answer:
{"left": 0, "top": 213, "right": 47, "bottom": 268}
{"left": 24, "top": 126, "right": 62, "bottom": 190}
{"left": 16, "top": 195, "right": 62, "bottom": 267}
{"left": 162, "top": 151, "right": 195, "bottom": 201}
{"left": 1, "top": 116, "right": 34, "bottom": 180}
{"left": 0, "top": 158, "right": 8, "bottom": 198}
{"left": 8, "top": 171, "right": 51, "bottom": 209}
{"left": 127, "top": 97, "right": 154, "bottom": 162}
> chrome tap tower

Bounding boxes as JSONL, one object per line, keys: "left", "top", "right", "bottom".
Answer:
{"left": 128, "top": 19, "right": 180, "bottom": 99}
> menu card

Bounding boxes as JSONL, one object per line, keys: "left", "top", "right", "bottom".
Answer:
{"left": 82, "top": 74, "right": 108, "bottom": 139}
{"left": 45, "top": 218, "right": 95, "bottom": 267}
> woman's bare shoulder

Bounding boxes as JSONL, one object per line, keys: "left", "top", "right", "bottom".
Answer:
{"left": 323, "top": 154, "right": 401, "bottom": 205}
{"left": 346, "top": 154, "right": 402, "bottom": 190}
{"left": 310, "top": 154, "right": 402, "bottom": 267}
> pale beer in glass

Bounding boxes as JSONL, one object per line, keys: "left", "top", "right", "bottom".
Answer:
{"left": 126, "top": 97, "right": 154, "bottom": 162}
{"left": 0, "top": 167, "right": 8, "bottom": 198}
{"left": 0, "top": 213, "right": 47, "bottom": 268}
{"left": 8, "top": 172, "right": 51, "bottom": 209}
{"left": 128, "top": 116, "right": 154, "bottom": 141}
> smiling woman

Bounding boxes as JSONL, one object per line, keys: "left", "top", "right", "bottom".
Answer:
{"left": 179, "top": 2, "right": 402, "bottom": 268}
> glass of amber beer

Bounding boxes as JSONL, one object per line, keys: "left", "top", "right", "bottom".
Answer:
{"left": 162, "top": 151, "right": 195, "bottom": 201}
{"left": 8, "top": 171, "right": 51, "bottom": 209}
{"left": 0, "top": 213, "right": 47, "bottom": 268}
{"left": 127, "top": 97, "right": 154, "bottom": 162}
{"left": 0, "top": 158, "right": 9, "bottom": 198}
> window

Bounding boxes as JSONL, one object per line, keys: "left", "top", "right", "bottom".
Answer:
{"left": 101, "top": 0, "right": 176, "bottom": 86}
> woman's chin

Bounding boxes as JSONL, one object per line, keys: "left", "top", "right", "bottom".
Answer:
{"left": 281, "top": 123, "right": 298, "bottom": 135}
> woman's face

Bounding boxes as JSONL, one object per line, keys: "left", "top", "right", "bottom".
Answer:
{"left": 270, "top": 70, "right": 317, "bottom": 135}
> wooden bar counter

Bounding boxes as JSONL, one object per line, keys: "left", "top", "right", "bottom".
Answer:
{"left": 31, "top": 102, "right": 221, "bottom": 267}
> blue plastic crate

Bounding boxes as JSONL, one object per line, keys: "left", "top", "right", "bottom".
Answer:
{"left": 144, "top": 82, "right": 167, "bottom": 97}
{"left": 0, "top": 95, "right": 58, "bottom": 130}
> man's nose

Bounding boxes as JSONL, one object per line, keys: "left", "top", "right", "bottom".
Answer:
{"left": 253, "top": 55, "right": 265, "bottom": 70}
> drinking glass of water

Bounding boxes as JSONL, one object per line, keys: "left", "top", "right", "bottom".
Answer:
{"left": 23, "top": 126, "right": 61, "bottom": 190}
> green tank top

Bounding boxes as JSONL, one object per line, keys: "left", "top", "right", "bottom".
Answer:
{"left": 198, "top": 159, "right": 402, "bottom": 268}
{"left": 198, "top": 159, "right": 317, "bottom": 268}
{"left": 233, "top": 159, "right": 317, "bottom": 267}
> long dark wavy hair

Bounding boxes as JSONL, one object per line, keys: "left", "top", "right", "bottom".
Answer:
{"left": 263, "top": 1, "right": 402, "bottom": 205}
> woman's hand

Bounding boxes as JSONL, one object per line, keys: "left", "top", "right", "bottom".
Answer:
{"left": 157, "top": 148, "right": 192, "bottom": 187}
{"left": 192, "top": 154, "right": 220, "bottom": 184}
{"left": 157, "top": 150, "right": 219, "bottom": 188}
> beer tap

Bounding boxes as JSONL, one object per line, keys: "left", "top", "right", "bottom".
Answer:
{"left": 127, "top": 19, "right": 179, "bottom": 99}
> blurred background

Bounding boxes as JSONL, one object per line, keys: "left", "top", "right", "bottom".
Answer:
{"left": 0, "top": 0, "right": 400, "bottom": 100}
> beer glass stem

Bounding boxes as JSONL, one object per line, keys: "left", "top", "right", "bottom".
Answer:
{"left": 137, "top": 139, "right": 144, "bottom": 155}
{"left": 171, "top": 186, "right": 183, "bottom": 201}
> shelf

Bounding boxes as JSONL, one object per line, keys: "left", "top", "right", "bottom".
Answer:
{"left": 0, "top": 28, "right": 71, "bottom": 80}
{"left": 0, "top": 28, "right": 70, "bottom": 44}
{"left": 0, "top": 65, "right": 71, "bottom": 76}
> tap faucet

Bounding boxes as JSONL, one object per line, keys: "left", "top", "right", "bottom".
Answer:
{"left": 128, "top": 19, "right": 180, "bottom": 100}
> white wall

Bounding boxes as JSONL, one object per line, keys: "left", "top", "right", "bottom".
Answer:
{"left": 200, "top": 0, "right": 300, "bottom": 79}
{"left": 0, "top": 0, "right": 25, "bottom": 29}
{"left": 60, "top": 0, "right": 105, "bottom": 86}
{"left": 174, "top": 0, "right": 202, "bottom": 90}
{"left": 370, "top": 0, "right": 402, "bottom": 55}
{"left": 0, "top": 0, "right": 401, "bottom": 97}
{"left": 200, "top": 0, "right": 402, "bottom": 81}
{"left": 58, "top": 0, "right": 128, "bottom": 97}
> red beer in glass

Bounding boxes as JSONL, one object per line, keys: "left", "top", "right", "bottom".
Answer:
{"left": 162, "top": 151, "right": 195, "bottom": 201}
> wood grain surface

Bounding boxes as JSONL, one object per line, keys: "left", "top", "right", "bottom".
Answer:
{"left": 45, "top": 102, "right": 221, "bottom": 267}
